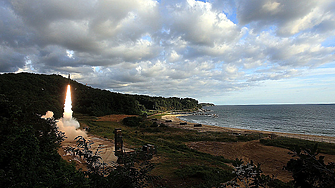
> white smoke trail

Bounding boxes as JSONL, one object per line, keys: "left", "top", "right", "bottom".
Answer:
{"left": 42, "top": 85, "right": 87, "bottom": 142}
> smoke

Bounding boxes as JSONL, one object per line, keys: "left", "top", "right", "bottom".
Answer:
{"left": 56, "top": 116, "right": 87, "bottom": 142}
{"left": 42, "top": 111, "right": 87, "bottom": 142}
{"left": 41, "top": 111, "right": 54, "bottom": 119}
{"left": 42, "top": 84, "right": 87, "bottom": 142}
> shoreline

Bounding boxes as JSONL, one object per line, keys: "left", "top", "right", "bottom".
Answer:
{"left": 161, "top": 114, "right": 335, "bottom": 144}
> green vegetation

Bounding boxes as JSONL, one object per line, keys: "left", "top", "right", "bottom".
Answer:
{"left": 0, "top": 72, "right": 200, "bottom": 118}
{"left": 1, "top": 72, "right": 335, "bottom": 187}
{"left": 83, "top": 115, "right": 271, "bottom": 187}
{"left": 85, "top": 114, "right": 335, "bottom": 187}
{"left": 123, "top": 116, "right": 143, "bottom": 127}
{"left": 0, "top": 94, "right": 157, "bottom": 188}
{"left": 225, "top": 159, "right": 293, "bottom": 188}
{"left": 175, "top": 165, "right": 234, "bottom": 187}
{"left": 260, "top": 137, "right": 335, "bottom": 155}
{"left": 133, "top": 95, "right": 201, "bottom": 111}
{"left": 285, "top": 144, "right": 335, "bottom": 188}
{"left": 0, "top": 95, "right": 89, "bottom": 187}
{"left": 199, "top": 103, "right": 215, "bottom": 107}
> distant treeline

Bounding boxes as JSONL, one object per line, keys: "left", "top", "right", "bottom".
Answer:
{"left": 0, "top": 73, "right": 200, "bottom": 118}
{"left": 200, "top": 103, "right": 215, "bottom": 107}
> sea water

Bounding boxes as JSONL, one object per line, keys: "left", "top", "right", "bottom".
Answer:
{"left": 178, "top": 104, "right": 335, "bottom": 137}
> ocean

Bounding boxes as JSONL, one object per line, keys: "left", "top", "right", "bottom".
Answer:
{"left": 178, "top": 104, "right": 335, "bottom": 137}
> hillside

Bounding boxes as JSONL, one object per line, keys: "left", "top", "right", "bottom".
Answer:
{"left": 0, "top": 72, "right": 200, "bottom": 118}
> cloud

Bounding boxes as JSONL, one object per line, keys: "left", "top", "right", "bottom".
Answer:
{"left": 1, "top": 0, "right": 335, "bottom": 104}
{"left": 166, "top": 0, "right": 240, "bottom": 46}
{"left": 236, "top": 0, "right": 335, "bottom": 36}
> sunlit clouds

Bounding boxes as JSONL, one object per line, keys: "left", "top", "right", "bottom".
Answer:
{"left": 1, "top": 0, "right": 335, "bottom": 104}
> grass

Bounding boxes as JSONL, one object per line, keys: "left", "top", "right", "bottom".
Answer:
{"left": 74, "top": 113, "right": 335, "bottom": 187}
{"left": 260, "top": 137, "right": 335, "bottom": 155}
{"left": 174, "top": 165, "right": 235, "bottom": 187}
{"left": 75, "top": 114, "right": 244, "bottom": 187}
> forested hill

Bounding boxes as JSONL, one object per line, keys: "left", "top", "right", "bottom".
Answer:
{"left": 0, "top": 72, "right": 200, "bottom": 118}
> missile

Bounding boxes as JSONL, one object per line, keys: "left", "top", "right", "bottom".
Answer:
{"left": 68, "top": 74, "right": 70, "bottom": 84}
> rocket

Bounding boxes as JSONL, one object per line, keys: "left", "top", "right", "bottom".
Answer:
{"left": 68, "top": 74, "right": 70, "bottom": 83}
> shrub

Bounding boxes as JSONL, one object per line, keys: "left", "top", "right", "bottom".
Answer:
{"left": 285, "top": 144, "right": 335, "bottom": 188}
{"left": 175, "top": 165, "right": 234, "bottom": 187}
{"left": 159, "top": 123, "right": 168, "bottom": 127}
{"left": 222, "top": 158, "right": 292, "bottom": 188}
{"left": 122, "top": 117, "right": 142, "bottom": 127}
{"left": 150, "top": 122, "right": 158, "bottom": 127}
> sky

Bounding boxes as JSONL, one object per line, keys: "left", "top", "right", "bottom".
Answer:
{"left": 0, "top": 0, "right": 335, "bottom": 105}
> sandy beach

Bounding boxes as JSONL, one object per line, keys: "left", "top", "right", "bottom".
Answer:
{"left": 161, "top": 114, "right": 335, "bottom": 144}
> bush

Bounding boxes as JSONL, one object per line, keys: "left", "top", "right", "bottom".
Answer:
{"left": 159, "top": 123, "right": 168, "bottom": 127}
{"left": 67, "top": 136, "right": 157, "bottom": 188}
{"left": 285, "top": 144, "right": 335, "bottom": 188}
{"left": 223, "top": 158, "right": 292, "bottom": 188}
{"left": 122, "top": 117, "right": 142, "bottom": 127}
{"left": 260, "top": 137, "right": 335, "bottom": 155}
{"left": 0, "top": 98, "right": 88, "bottom": 187}
{"left": 175, "top": 165, "right": 234, "bottom": 187}
{"left": 150, "top": 122, "right": 158, "bottom": 127}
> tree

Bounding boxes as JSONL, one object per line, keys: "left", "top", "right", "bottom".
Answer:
{"left": 0, "top": 95, "right": 88, "bottom": 187}
{"left": 66, "top": 136, "right": 157, "bottom": 187}
{"left": 285, "top": 144, "right": 335, "bottom": 188}
{"left": 222, "top": 158, "right": 269, "bottom": 188}
{"left": 221, "top": 158, "right": 292, "bottom": 188}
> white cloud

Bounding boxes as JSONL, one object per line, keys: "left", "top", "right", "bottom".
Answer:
{"left": 167, "top": 0, "right": 239, "bottom": 46}
{"left": 262, "top": 1, "right": 281, "bottom": 14}
{"left": 1, "top": 0, "right": 335, "bottom": 104}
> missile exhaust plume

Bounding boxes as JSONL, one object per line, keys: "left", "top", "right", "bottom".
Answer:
{"left": 63, "top": 85, "right": 73, "bottom": 120}
{"left": 42, "top": 84, "right": 86, "bottom": 142}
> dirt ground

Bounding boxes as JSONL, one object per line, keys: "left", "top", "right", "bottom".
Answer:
{"left": 161, "top": 115, "right": 335, "bottom": 143}
{"left": 161, "top": 114, "right": 335, "bottom": 182}
{"left": 59, "top": 136, "right": 118, "bottom": 171}
{"left": 186, "top": 140, "right": 335, "bottom": 182}
{"left": 58, "top": 114, "right": 137, "bottom": 170}
{"left": 59, "top": 114, "right": 335, "bottom": 183}
{"left": 187, "top": 140, "right": 293, "bottom": 182}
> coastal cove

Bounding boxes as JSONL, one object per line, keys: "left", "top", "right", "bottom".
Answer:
{"left": 178, "top": 104, "right": 335, "bottom": 137}
{"left": 162, "top": 104, "right": 335, "bottom": 144}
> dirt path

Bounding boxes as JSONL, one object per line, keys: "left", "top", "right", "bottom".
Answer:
{"left": 162, "top": 114, "right": 335, "bottom": 182}
{"left": 58, "top": 114, "right": 138, "bottom": 170}
{"left": 59, "top": 114, "right": 335, "bottom": 183}
{"left": 187, "top": 140, "right": 294, "bottom": 182}
{"left": 59, "top": 135, "right": 118, "bottom": 171}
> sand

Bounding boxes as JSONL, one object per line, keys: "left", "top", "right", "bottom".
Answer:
{"left": 160, "top": 114, "right": 335, "bottom": 182}
{"left": 161, "top": 114, "right": 335, "bottom": 144}
{"left": 58, "top": 113, "right": 335, "bottom": 183}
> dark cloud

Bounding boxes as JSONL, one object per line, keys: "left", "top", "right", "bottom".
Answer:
{"left": 0, "top": 46, "right": 26, "bottom": 72}
{"left": 236, "top": 0, "right": 335, "bottom": 36}
{"left": 0, "top": 0, "right": 334, "bottom": 103}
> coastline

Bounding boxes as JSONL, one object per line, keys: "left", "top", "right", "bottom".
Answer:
{"left": 161, "top": 114, "right": 335, "bottom": 144}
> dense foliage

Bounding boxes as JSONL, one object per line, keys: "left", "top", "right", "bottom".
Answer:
{"left": 122, "top": 116, "right": 144, "bottom": 127}
{"left": 285, "top": 144, "right": 335, "bottom": 188}
{"left": 0, "top": 95, "right": 156, "bottom": 187}
{"left": 0, "top": 95, "right": 88, "bottom": 187}
{"left": 133, "top": 95, "right": 201, "bottom": 111}
{"left": 0, "top": 73, "right": 200, "bottom": 118}
{"left": 67, "top": 136, "right": 156, "bottom": 188}
{"left": 223, "top": 159, "right": 293, "bottom": 188}
{"left": 175, "top": 165, "right": 234, "bottom": 187}
{"left": 260, "top": 137, "right": 335, "bottom": 155}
